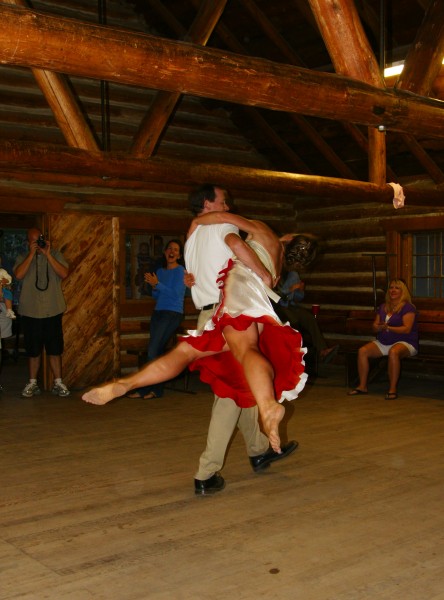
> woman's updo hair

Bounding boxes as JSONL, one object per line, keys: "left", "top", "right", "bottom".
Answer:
{"left": 285, "top": 234, "right": 318, "bottom": 270}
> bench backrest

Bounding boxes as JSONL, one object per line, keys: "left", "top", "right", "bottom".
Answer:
{"left": 345, "top": 309, "right": 444, "bottom": 355}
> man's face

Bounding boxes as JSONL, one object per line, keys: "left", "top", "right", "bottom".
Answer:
{"left": 27, "top": 229, "right": 41, "bottom": 245}
{"left": 204, "top": 187, "right": 230, "bottom": 213}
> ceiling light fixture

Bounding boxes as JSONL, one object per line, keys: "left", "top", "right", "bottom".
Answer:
{"left": 384, "top": 57, "right": 444, "bottom": 78}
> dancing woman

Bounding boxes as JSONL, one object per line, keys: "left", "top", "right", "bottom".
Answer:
{"left": 83, "top": 213, "right": 316, "bottom": 452}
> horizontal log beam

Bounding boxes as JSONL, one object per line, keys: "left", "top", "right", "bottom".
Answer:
{"left": 0, "top": 140, "right": 392, "bottom": 201}
{"left": 0, "top": 5, "right": 444, "bottom": 139}
{"left": 0, "top": 141, "right": 443, "bottom": 206}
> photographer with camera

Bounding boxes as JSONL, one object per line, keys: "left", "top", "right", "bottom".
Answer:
{"left": 14, "top": 228, "right": 70, "bottom": 398}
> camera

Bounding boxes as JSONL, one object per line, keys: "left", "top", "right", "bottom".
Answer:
{"left": 37, "top": 234, "right": 46, "bottom": 249}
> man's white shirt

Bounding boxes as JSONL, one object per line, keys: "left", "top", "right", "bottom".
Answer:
{"left": 184, "top": 223, "right": 239, "bottom": 310}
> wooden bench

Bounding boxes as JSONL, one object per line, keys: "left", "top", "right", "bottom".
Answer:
{"left": 344, "top": 309, "right": 444, "bottom": 387}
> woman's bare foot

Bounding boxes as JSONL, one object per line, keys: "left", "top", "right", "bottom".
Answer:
{"left": 261, "top": 403, "right": 285, "bottom": 453}
{"left": 82, "top": 382, "right": 127, "bottom": 405}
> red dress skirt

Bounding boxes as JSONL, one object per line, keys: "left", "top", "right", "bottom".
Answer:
{"left": 181, "top": 252, "right": 307, "bottom": 408}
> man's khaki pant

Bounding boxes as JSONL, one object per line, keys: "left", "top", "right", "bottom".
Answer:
{"left": 194, "top": 308, "right": 269, "bottom": 481}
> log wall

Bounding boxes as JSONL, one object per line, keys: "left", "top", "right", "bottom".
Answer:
{"left": 293, "top": 198, "right": 443, "bottom": 353}
{"left": 1, "top": 182, "right": 442, "bottom": 387}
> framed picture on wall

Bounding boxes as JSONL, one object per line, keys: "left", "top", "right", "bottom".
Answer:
{"left": 125, "top": 233, "right": 185, "bottom": 300}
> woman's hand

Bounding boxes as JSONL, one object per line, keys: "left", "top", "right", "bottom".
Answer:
{"left": 184, "top": 271, "right": 195, "bottom": 288}
{"left": 145, "top": 272, "right": 158, "bottom": 287}
{"left": 279, "top": 233, "right": 296, "bottom": 243}
{"left": 290, "top": 281, "right": 305, "bottom": 292}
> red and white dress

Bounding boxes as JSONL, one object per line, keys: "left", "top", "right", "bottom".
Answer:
{"left": 182, "top": 240, "right": 308, "bottom": 408}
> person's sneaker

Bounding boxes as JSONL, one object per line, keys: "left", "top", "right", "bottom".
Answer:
{"left": 52, "top": 382, "right": 70, "bottom": 397}
{"left": 5, "top": 308, "right": 16, "bottom": 319}
{"left": 21, "top": 382, "right": 41, "bottom": 397}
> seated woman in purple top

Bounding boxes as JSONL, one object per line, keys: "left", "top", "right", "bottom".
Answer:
{"left": 348, "top": 279, "right": 418, "bottom": 400}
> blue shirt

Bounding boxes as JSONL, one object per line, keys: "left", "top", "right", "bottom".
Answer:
{"left": 152, "top": 265, "right": 186, "bottom": 313}
{"left": 278, "top": 271, "right": 304, "bottom": 307}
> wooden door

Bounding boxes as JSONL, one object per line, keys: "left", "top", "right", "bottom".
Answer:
{"left": 48, "top": 213, "right": 119, "bottom": 389}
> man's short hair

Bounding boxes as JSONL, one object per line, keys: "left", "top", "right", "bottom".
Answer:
{"left": 188, "top": 183, "right": 221, "bottom": 215}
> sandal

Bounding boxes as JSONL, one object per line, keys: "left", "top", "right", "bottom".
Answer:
{"left": 347, "top": 388, "right": 368, "bottom": 396}
{"left": 143, "top": 391, "right": 158, "bottom": 399}
{"left": 126, "top": 391, "right": 144, "bottom": 398}
{"left": 385, "top": 392, "right": 398, "bottom": 400}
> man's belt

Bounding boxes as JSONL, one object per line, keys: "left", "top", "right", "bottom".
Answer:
{"left": 202, "top": 303, "right": 217, "bottom": 311}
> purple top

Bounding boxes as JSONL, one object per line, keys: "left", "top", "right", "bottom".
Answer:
{"left": 376, "top": 302, "right": 419, "bottom": 351}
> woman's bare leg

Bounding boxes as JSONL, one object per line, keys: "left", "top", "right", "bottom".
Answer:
{"left": 223, "top": 323, "right": 284, "bottom": 453}
{"left": 355, "top": 341, "right": 383, "bottom": 392}
{"left": 82, "top": 342, "right": 211, "bottom": 405}
{"left": 387, "top": 343, "right": 410, "bottom": 395}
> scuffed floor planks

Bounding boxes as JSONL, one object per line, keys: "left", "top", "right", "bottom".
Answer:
{"left": 1, "top": 360, "right": 443, "bottom": 599}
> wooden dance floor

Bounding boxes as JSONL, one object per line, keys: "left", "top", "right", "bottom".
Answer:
{"left": 1, "top": 359, "right": 443, "bottom": 599}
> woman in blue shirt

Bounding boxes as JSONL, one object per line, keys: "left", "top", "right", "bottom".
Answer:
{"left": 128, "top": 239, "right": 186, "bottom": 399}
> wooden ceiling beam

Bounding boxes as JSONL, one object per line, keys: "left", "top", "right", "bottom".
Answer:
{"left": 187, "top": 0, "right": 312, "bottom": 171}
{"left": 393, "top": 0, "right": 444, "bottom": 184}
{"left": 308, "top": 0, "right": 387, "bottom": 185}
{"left": 139, "top": 0, "right": 309, "bottom": 174}
{"left": 341, "top": 122, "right": 398, "bottom": 181}
{"left": 1, "top": 141, "right": 443, "bottom": 207}
{"left": 308, "top": 0, "right": 384, "bottom": 87}
{"left": 308, "top": 0, "right": 444, "bottom": 186}
{"left": 1, "top": 5, "right": 444, "bottom": 139}
{"left": 131, "top": 0, "right": 227, "bottom": 157}
{"left": 2, "top": 0, "right": 99, "bottom": 152}
{"left": 234, "top": 0, "right": 358, "bottom": 179}
{"left": 0, "top": 141, "right": 390, "bottom": 199}
{"left": 396, "top": 0, "right": 444, "bottom": 96}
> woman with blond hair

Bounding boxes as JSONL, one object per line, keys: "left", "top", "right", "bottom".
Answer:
{"left": 348, "top": 279, "right": 418, "bottom": 399}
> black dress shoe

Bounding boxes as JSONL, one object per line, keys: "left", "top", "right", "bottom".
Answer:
{"left": 249, "top": 440, "right": 299, "bottom": 472}
{"left": 194, "top": 473, "right": 226, "bottom": 496}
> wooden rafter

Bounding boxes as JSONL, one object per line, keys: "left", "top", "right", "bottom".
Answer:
{"left": 308, "top": 0, "right": 444, "bottom": 185}
{"left": 188, "top": 0, "right": 311, "bottom": 171}
{"left": 2, "top": 0, "right": 98, "bottom": 151}
{"left": 308, "top": 0, "right": 387, "bottom": 185}
{"left": 130, "top": 0, "right": 227, "bottom": 157}
{"left": 0, "top": 5, "right": 443, "bottom": 140}
{"left": 393, "top": 0, "right": 444, "bottom": 183}
{"left": 341, "top": 122, "right": 397, "bottom": 181}
{"left": 396, "top": 0, "right": 444, "bottom": 96}
{"left": 233, "top": 0, "right": 359, "bottom": 179}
